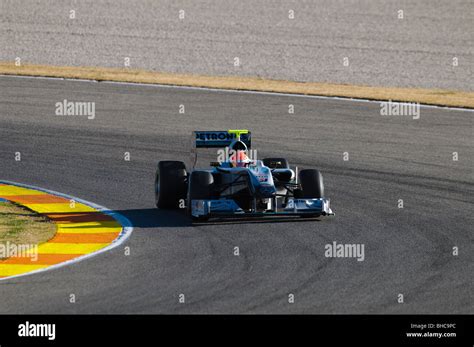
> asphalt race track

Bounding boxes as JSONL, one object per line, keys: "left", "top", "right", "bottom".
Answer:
{"left": 0, "top": 75, "right": 472, "bottom": 313}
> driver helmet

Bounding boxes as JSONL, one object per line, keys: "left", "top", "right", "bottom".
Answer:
{"left": 229, "top": 140, "right": 250, "bottom": 167}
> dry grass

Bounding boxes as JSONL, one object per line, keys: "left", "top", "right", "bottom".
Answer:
{"left": 0, "top": 201, "right": 56, "bottom": 257}
{"left": 1, "top": 62, "right": 473, "bottom": 108}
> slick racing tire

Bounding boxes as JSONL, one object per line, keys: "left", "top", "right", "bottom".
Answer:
{"left": 188, "top": 171, "right": 214, "bottom": 221}
{"left": 299, "top": 169, "right": 324, "bottom": 199}
{"left": 155, "top": 161, "right": 187, "bottom": 209}
{"left": 188, "top": 171, "right": 213, "bottom": 200}
{"left": 262, "top": 157, "right": 289, "bottom": 169}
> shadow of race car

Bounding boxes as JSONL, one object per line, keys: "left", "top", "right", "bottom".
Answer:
{"left": 155, "top": 130, "right": 334, "bottom": 222}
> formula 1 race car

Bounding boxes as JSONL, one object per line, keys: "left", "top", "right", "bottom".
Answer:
{"left": 155, "top": 130, "right": 334, "bottom": 221}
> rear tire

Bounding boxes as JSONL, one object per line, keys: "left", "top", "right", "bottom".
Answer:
{"left": 299, "top": 169, "right": 324, "bottom": 198}
{"left": 262, "top": 157, "right": 289, "bottom": 169}
{"left": 155, "top": 161, "right": 187, "bottom": 209}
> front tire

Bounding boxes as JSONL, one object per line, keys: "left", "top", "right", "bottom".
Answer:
{"left": 187, "top": 171, "right": 214, "bottom": 220}
{"left": 299, "top": 169, "right": 324, "bottom": 199}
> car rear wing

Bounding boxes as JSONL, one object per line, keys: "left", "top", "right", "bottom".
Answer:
{"left": 193, "top": 130, "right": 251, "bottom": 149}
{"left": 190, "top": 130, "right": 251, "bottom": 168}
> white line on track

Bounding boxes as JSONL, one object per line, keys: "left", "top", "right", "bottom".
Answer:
{"left": 3, "top": 74, "right": 473, "bottom": 113}
{"left": 0, "top": 180, "right": 134, "bottom": 282}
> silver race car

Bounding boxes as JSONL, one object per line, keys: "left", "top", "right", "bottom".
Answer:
{"left": 155, "top": 130, "right": 334, "bottom": 221}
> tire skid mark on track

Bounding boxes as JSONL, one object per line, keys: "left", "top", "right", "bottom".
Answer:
{"left": 0, "top": 181, "right": 133, "bottom": 281}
